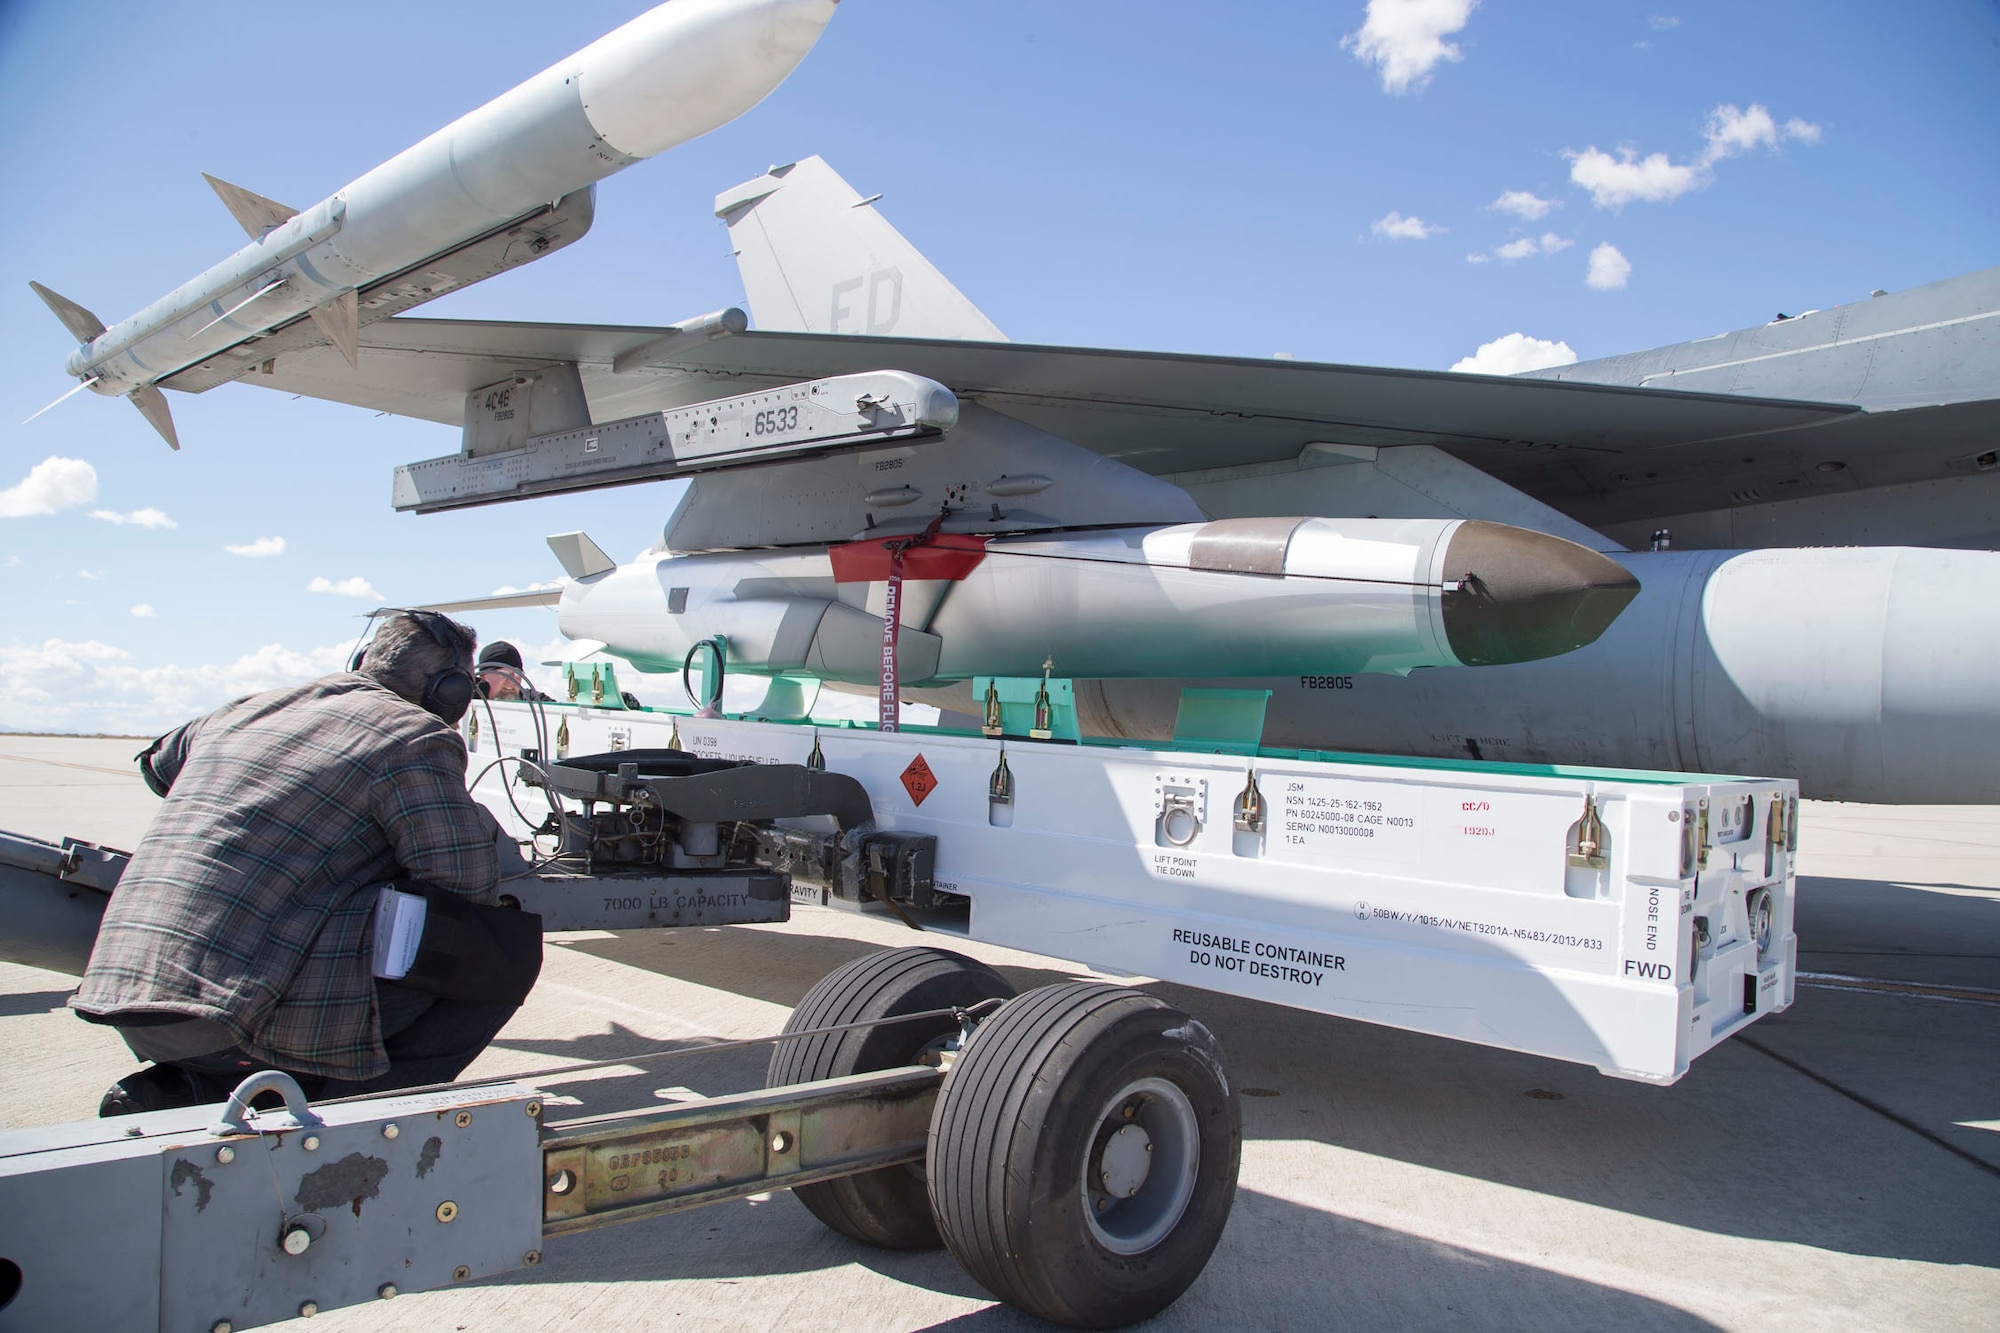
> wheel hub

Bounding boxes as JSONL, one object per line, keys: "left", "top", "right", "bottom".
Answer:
{"left": 1082, "top": 1076, "right": 1200, "bottom": 1255}
{"left": 1097, "top": 1123, "right": 1153, "bottom": 1199}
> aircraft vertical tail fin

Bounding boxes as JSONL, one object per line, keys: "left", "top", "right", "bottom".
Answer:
{"left": 715, "top": 156, "right": 1006, "bottom": 341}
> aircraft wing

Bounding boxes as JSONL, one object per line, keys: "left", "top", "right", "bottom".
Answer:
{"left": 224, "top": 316, "right": 1874, "bottom": 527}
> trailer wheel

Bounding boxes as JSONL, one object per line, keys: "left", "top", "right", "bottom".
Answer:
{"left": 927, "top": 983, "right": 1240, "bottom": 1328}
{"left": 768, "top": 946, "right": 1016, "bottom": 1248}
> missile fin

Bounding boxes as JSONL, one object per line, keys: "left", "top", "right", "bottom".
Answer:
{"left": 308, "top": 289, "right": 360, "bottom": 368}
{"left": 202, "top": 173, "right": 298, "bottom": 238}
{"left": 128, "top": 385, "right": 181, "bottom": 451}
{"left": 28, "top": 281, "right": 107, "bottom": 344}
{"left": 547, "top": 532, "right": 617, "bottom": 580}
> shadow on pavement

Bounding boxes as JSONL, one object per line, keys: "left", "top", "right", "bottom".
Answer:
{"left": 1140, "top": 977, "right": 2000, "bottom": 1271}
{"left": 483, "top": 1023, "right": 774, "bottom": 1119}
{"left": 541, "top": 903, "right": 2000, "bottom": 1271}
{"left": 498, "top": 1183, "right": 1718, "bottom": 1331}
{"left": 561, "top": 926, "right": 1084, "bottom": 1010}
{"left": 1793, "top": 874, "right": 2000, "bottom": 989}
{"left": 0, "top": 989, "right": 74, "bottom": 1020}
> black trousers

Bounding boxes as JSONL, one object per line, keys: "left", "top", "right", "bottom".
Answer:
{"left": 174, "top": 980, "right": 517, "bottom": 1100}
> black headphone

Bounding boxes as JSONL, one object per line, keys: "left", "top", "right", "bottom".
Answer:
{"left": 351, "top": 610, "right": 477, "bottom": 721}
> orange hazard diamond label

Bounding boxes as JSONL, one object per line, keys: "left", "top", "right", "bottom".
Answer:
{"left": 900, "top": 755, "right": 939, "bottom": 806}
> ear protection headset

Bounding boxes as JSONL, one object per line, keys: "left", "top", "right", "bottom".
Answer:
{"left": 351, "top": 610, "right": 478, "bottom": 721}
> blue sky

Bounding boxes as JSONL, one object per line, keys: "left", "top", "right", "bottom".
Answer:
{"left": 2, "top": 0, "right": 1996, "bottom": 732}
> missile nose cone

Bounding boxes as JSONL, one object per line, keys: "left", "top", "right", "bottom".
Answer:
{"left": 1440, "top": 522, "right": 1640, "bottom": 666}
{"left": 579, "top": 0, "right": 842, "bottom": 160}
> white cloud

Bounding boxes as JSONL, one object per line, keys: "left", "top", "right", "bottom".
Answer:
{"left": 1490, "top": 190, "right": 1558, "bottom": 221}
{"left": 306, "top": 575, "right": 382, "bottom": 600}
{"left": 0, "top": 457, "right": 97, "bottom": 519}
{"left": 90, "top": 507, "right": 177, "bottom": 530}
{"left": 1488, "top": 232, "right": 1575, "bottom": 261}
{"left": 1371, "top": 211, "right": 1442, "bottom": 241}
{"left": 78, "top": 569, "right": 105, "bottom": 581}
{"left": 1587, "top": 242, "right": 1633, "bottom": 291}
{"left": 1569, "top": 102, "right": 1822, "bottom": 209}
{"left": 1343, "top": 0, "right": 1480, "bottom": 94}
{"left": 0, "top": 638, "right": 350, "bottom": 734}
{"left": 129, "top": 604, "right": 157, "bottom": 618}
{"left": 1700, "top": 103, "right": 1821, "bottom": 162}
{"left": 1467, "top": 233, "right": 1575, "bottom": 264}
{"left": 1567, "top": 148, "right": 1702, "bottom": 208}
{"left": 225, "top": 536, "right": 287, "bottom": 559}
{"left": 1648, "top": 15, "right": 1681, "bottom": 29}
{"left": 489, "top": 579, "right": 567, "bottom": 597}
{"left": 4, "top": 556, "right": 20, "bottom": 568}
{"left": 1450, "top": 333, "right": 1579, "bottom": 375}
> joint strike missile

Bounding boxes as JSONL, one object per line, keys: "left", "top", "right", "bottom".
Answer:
{"left": 555, "top": 518, "right": 1639, "bottom": 684}
{"left": 28, "top": 0, "right": 840, "bottom": 448}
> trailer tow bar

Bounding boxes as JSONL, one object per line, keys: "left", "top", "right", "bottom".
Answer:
{"left": 0, "top": 960, "right": 1242, "bottom": 1330}
{"left": 542, "top": 1064, "right": 943, "bottom": 1236}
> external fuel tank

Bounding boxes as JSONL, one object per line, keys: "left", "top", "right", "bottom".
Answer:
{"left": 1067, "top": 546, "right": 2000, "bottom": 804}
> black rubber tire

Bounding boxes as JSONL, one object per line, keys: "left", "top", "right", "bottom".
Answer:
{"left": 927, "top": 983, "right": 1241, "bottom": 1329}
{"left": 767, "top": 946, "right": 1017, "bottom": 1248}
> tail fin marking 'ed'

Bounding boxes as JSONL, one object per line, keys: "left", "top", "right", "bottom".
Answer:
{"left": 715, "top": 156, "right": 1007, "bottom": 342}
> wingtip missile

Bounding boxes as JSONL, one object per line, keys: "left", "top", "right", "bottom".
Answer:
{"left": 42, "top": 0, "right": 842, "bottom": 445}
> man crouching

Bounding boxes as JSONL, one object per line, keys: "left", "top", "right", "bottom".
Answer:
{"left": 73, "top": 610, "right": 535, "bottom": 1116}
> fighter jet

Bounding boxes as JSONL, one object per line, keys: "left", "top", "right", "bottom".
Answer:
{"left": 28, "top": 21, "right": 1998, "bottom": 805}
{"left": 688, "top": 161, "right": 2000, "bottom": 804}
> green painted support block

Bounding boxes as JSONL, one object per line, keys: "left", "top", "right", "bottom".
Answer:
{"left": 562, "top": 660, "right": 630, "bottom": 709}
{"left": 972, "top": 675, "right": 1081, "bottom": 743}
{"left": 1172, "top": 687, "right": 1271, "bottom": 755}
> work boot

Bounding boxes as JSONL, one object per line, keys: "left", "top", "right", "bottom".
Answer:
{"left": 98, "top": 1064, "right": 217, "bottom": 1118}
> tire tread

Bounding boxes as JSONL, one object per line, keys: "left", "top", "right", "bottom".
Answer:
{"left": 768, "top": 947, "right": 1015, "bottom": 1248}
{"left": 931, "top": 982, "right": 1208, "bottom": 1321}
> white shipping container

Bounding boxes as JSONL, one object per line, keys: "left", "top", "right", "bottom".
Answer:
{"left": 468, "top": 700, "right": 1797, "bottom": 1085}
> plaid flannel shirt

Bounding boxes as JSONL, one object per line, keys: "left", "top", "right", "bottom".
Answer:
{"left": 72, "top": 673, "right": 498, "bottom": 1080}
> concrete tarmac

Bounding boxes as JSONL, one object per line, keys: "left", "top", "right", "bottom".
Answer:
{"left": 2, "top": 735, "right": 1996, "bottom": 1331}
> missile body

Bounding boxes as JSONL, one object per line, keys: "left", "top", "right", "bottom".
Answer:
{"left": 41, "top": 0, "right": 839, "bottom": 436}
{"left": 1064, "top": 546, "right": 2000, "bottom": 804}
{"left": 557, "top": 518, "right": 1639, "bottom": 684}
